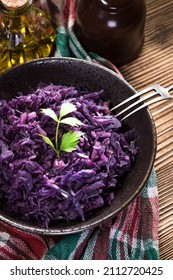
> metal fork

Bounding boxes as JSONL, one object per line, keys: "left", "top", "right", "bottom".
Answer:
{"left": 110, "top": 84, "right": 173, "bottom": 120}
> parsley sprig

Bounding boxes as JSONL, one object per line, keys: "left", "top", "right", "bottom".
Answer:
{"left": 39, "top": 102, "right": 84, "bottom": 158}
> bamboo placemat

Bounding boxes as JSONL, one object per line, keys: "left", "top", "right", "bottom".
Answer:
{"left": 119, "top": 0, "right": 173, "bottom": 260}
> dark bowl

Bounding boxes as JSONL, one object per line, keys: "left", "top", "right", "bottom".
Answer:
{"left": 0, "top": 58, "right": 157, "bottom": 235}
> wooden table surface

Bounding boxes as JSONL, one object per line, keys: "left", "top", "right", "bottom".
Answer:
{"left": 119, "top": 0, "right": 173, "bottom": 260}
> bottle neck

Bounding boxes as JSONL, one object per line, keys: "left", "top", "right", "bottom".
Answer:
{"left": 99, "top": 0, "right": 134, "bottom": 10}
{"left": 0, "top": 0, "right": 33, "bottom": 16}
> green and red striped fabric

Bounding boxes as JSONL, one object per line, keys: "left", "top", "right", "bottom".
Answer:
{"left": 44, "top": 170, "right": 159, "bottom": 260}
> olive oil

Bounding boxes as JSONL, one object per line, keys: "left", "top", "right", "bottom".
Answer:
{"left": 0, "top": 0, "right": 56, "bottom": 73}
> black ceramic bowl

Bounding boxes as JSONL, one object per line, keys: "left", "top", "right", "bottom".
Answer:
{"left": 0, "top": 58, "right": 157, "bottom": 235}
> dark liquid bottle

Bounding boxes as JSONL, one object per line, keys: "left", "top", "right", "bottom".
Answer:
{"left": 74, "top": 0, "right": 146, "bottom": 66}
{"left": 0, "top": 0, "right": 56, "bottom": 73}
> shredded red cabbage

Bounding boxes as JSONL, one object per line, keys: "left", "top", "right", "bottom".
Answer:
{"left": 0, "top": 85, "right": 138, "bottom": 228}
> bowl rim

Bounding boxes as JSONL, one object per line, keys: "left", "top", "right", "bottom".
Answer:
{"left": 0, "top": 57, "right": 157, "bottom": 235}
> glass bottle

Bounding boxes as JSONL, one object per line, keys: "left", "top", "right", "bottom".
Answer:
{"left": 0, "top": 0, "right": 56, "bottom": 73}
{"left": 74, "top": 0, "right": 146, "bottom": 66}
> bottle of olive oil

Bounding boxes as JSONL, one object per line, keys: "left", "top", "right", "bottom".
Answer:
{"left": 0, "top": 0, "right": 56, "bottom": 73}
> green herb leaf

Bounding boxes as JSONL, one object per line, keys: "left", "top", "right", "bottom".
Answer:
{"left": 60, "top": 117, "right": 84, "bottom": 127}
{"left": 38, "top": 134, "right": 56, "bottom": 151}
{"left": 59, "top": 102, "right": 77, "bottom": 119}
{"left": 40, "top": 108, "right": 58, "bottom": 122}
{"left": 39, "top": 103, "right": 84, "bottom": 159}
{"left": 60, "top": 131, "right": 84, "bottom": 153}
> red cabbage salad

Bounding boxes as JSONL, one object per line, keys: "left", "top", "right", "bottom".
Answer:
{"left": 0, "top": 85, "right": 138, "bottom": 228}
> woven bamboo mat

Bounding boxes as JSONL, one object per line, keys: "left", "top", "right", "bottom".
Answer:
{"left": 119, "top": 0, "right": 173, "bottom": 260}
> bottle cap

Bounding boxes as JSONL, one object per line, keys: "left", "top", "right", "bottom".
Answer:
{"left": 1, "top": 0, "right": 28, "bottom": 9}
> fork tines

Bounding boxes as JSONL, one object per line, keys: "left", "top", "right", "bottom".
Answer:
{"left": 110, "top": 84, "right": 172, "bottom": 120}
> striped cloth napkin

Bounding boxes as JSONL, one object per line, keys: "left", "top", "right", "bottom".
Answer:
{"left": 0, "top": 0, "right": 159, "bottom": 260}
